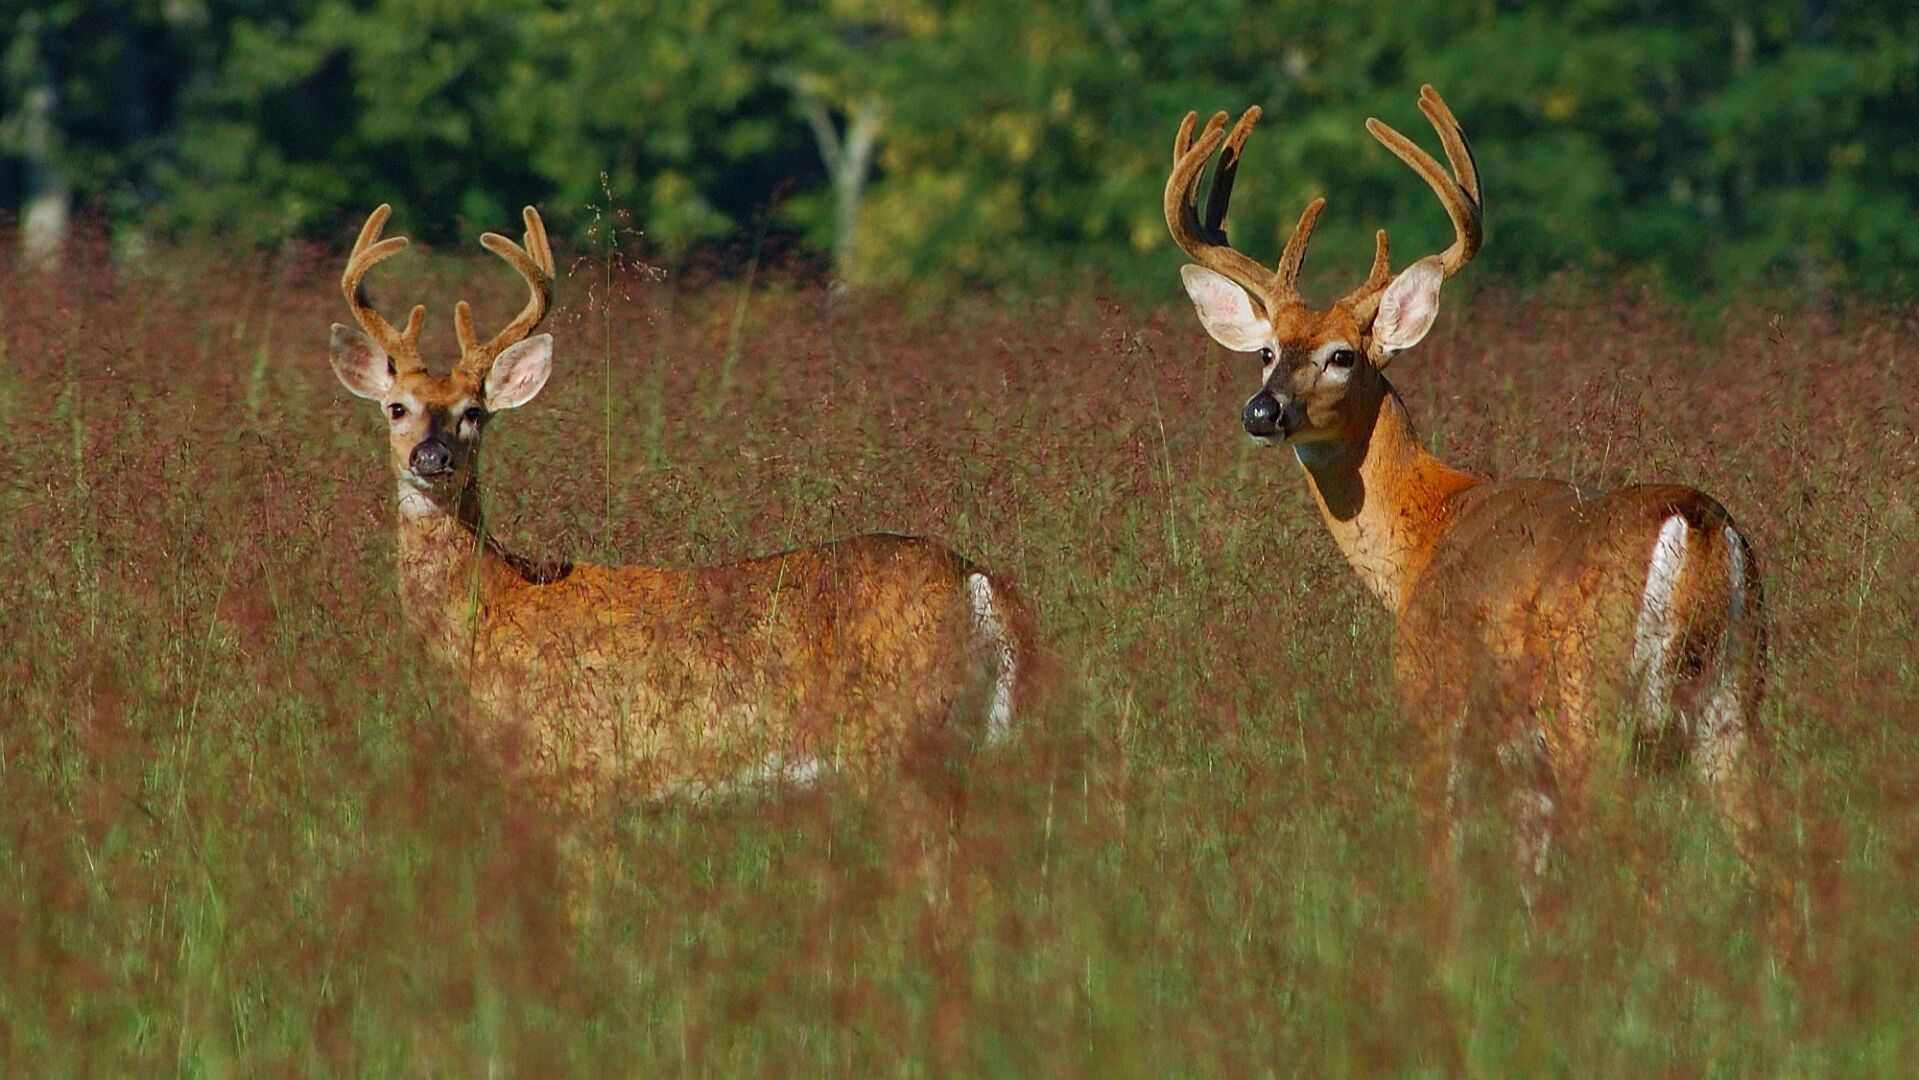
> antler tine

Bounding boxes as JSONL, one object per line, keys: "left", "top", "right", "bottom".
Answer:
{"left": 1176, "top": 112, "right": 1240, "bottom": 253}
{"left": 453, "top": 300, "right": 480, "bottom": 355}
{"left": 1164, "top": 108, "right": 1284, "bottom": 315}
{"left": 1364, "top": 85, "right": 1483, "bottom": 281}
{"left": 1336, "top": 87, "right": 1482, "bottom": 321}
{"left": 1173, "top": 110, "right": 1226, "bottom": 169}
{"left": 1201, "top": 107, "right": 1261, "bottom": 240}
{"left": 351, "top": 202, "right": 394, "bottom": 261}
{"left": 1419, "top": 85, "right": 1482, "bottom": 216}
{"left": 1274, "top": 197, "right": 1326, "bottom": 296}
{"left": 521, "top": 204, "right": 556, "bottom": 278}
{"left": 1337, "top": 229, "right": 1396, "bottom": 319}
{"left": 1362, "top": 229, "right": 1393, "bottom": 291}
{"left": 476, "top": 224, "right": 552, "bottom": 352}
{"left": 341, "top": 203, "right": 427, "bottom": 372}
{"left": 457, "top": 206, "right": 555, "bottom": 377}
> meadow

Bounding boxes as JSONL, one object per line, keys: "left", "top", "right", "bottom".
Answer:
{"left": 2, "top": 238, "right": 1916, "bottom": 1075}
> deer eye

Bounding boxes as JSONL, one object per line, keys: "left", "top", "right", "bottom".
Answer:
{"left": 1328, "top": 348, "right": 1357, "bottom": 369}
{"left": 387, "top": 403, "right": 407, "bottom": 420}
{"left": 1258, "top": 347, "right": 1275, "bottom": 365}
{"left": 463, "top": 406, "right": 483, "bottom": 424}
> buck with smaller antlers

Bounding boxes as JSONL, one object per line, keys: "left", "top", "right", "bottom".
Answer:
{"left": 328, "top": 205, "right": 1035, "bottom": 810}
{"left": 1165, "top": 88, "right": 1770, "bottom": 889}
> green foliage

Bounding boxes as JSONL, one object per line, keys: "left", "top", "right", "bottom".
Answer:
{"left": 3, "top": 0, "right": 1916, "bottom": 295}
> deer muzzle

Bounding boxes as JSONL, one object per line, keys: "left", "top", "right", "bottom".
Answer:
{"left": 409, "top": 438, "right": 455, "bottom": 478}
{"left": 1242, "top": 389, "right": 1291, "bottom": 441}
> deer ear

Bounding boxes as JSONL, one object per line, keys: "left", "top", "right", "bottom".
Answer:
{"left": 330, "top": 324, "right": 394, "bottom": 399}
{"left": 1180, "top": 265, "right": 1273, "bottom": 354}
{"left": 485, "top": 334, "right": 553, "bottom": 411}
{"left": 1370, "top": 256, "right": 1444, "bottom": 363}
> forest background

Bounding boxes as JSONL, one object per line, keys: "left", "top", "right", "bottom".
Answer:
{"left": 3, "top": 0, "right": 1915, "bottom": 298}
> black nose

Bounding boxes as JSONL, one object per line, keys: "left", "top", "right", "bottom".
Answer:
{"left": 410, "top": 440, "right": 453, "bottom": 475}
{"left": 1242, "top": 390, "right": 1285, "bottom": 438}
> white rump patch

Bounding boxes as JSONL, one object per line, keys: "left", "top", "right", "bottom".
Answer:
{"left": 968, "top": 573, "right": 1018, "bottom": 744}
{"left": 1631, "top": 515, "right": 1691, "bottom": 719}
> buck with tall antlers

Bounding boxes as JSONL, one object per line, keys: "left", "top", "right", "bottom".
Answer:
{"left": 1165, "top": 87, "right": 1770, "bottom": 885}
{"left": 328, "top": 205, "right": 1035, "bottom": 810}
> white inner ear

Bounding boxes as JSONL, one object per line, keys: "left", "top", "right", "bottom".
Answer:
{"left": 329, "top": 323, "right": 393, "bottom": 400}
{"left": 1372, "top": 256, "right": 1445, "bottom": 358}
{"left": 1179, "top": 265, "right": 1273, "bottom": 354}
{"left": 485, "top": 333, "right": 553, "bottom": 411}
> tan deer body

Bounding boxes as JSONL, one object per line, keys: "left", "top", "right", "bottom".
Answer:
{"left": 1165, "top": 89, "right": 1769, "bottom": 883}
{"left": 331, "top": 206, "right": 1033, "bottom": 810}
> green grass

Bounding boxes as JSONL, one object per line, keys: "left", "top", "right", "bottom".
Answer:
{"left": 1, "top": 247, "right": 1916, "bottom": 1075}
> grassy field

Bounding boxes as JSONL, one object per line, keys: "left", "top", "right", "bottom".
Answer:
{"left": 2, "top": 240, "right": 1916, "bottom": 1075}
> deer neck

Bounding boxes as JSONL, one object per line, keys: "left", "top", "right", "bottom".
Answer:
{"left": 1292, "top": 380, "right": 1480, "bottom": 612}
{"left": 394, "top": 475, "right": 503, "bottom": 671}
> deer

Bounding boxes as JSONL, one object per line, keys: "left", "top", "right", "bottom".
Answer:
{"left": 326, "top": 204, "right": 1036, "bottom": 814}
{"left": 1164, "top": 87, "right": 1772, "bottom": 904}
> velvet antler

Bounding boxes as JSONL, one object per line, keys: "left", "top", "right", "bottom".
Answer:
{"left": 341, "top": 204, "right": 427, "bottom": 374}
{"left": 454, "top": 206, "right": 555, "bottom": 379}
{"left": 1164, "top": 106, "right": 1334, "bottom": 315}
{"left": 1339, "top": 85, "right": 1484, "bottom": 321}
{"left": 1164, "top": 87, "right": 1484, "bottom": 324}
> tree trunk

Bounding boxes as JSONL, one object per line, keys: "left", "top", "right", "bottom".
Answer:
{"left": 16, "top": 16, "right": 71, "bottom": 269}
{"left": 792, "top": 84, "right": 886, "bottom": 284}
{"left": 830, "top": 100, "right": 885, "bottom": 280}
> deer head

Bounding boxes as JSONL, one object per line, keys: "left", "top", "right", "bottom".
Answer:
{"left": 1166, "top": 85, "right": 1483, "bottom": 446}
{"left": 329, "top": 204, "right": 557, "bottom": 506}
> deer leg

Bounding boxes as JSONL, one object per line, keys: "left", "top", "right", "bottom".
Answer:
{"left": 1496, "top": 728, "right": 1564, "bottom": 918}
{"left": 1694, "top": 700, "right": 1761, "bottom": 865}
{"left": 1693, "top": 689, "right": 1797, "bottom": 951}
{"left": 1687, "top": 524, "right": 1796, "bottom": 951}
{"left": 1415, "top": 718, "right": 1467, "bottom": 943}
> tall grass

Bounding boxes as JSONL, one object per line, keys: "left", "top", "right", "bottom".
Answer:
{"left": 1, "top": 238, "right": 1916, "bottom": 1074}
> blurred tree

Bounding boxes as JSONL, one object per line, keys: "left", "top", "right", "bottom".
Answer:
{"left": 772, "top": 1, "right": 917, "bottom": 283}
{"left": 152, "top": 0, "right": 547, "bottom": 244}
{"left": 1695, "top": 0, "right": 1919, "bottom": 292}
{"left": 1, "top": 0, "right": 214, "bottom": 261}
{"left": 4, "top": 12, "right": 69, "bottom": 266}
{"left": 0, "top": 0, "right": 1914, "bottom": 296}
{"left": 504, "top": 0, "right": 821, "bottom": 261}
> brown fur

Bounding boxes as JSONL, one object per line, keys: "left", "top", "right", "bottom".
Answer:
{"left": 331, "top": 207, "right": 1036, "bottom": 812}
{"left": 1166, "top": 89, "right": 1773, "bottom": 897}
